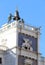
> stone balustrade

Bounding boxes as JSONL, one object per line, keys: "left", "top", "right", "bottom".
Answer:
{"left": 0, "top": 21, "right": 40, "bottom": 34}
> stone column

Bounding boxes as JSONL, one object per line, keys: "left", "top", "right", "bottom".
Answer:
{"left": 15, "top": 20, "right": 19, "bottom": 65}
{"left": 37, "top": 31, "right": 41, "bottom": 65}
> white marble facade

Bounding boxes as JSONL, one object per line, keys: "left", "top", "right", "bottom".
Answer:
{"left": 0, "top": 11, "right": 45, "bottom": 65}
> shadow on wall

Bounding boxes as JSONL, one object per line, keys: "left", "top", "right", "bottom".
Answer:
{"left": 4, "top": 50, "right": 16, "bottom": 65}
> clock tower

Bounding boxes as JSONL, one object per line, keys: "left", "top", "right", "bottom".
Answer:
{"left": 0, "top": 10, "right": 45, "bottom": 65}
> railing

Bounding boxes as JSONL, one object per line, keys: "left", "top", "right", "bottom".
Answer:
{"left": 18, "top": 23, "right": 40, "bottom": 33}
{"left": 0, "top": 21, "right": 40, "bottom": 33}
{"left": 0, "top": 21, "right": 16, "bottom": 33}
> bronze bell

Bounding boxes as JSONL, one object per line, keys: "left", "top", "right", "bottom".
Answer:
{"left": 13, "top": 10, "right": 20, "bottom": 20}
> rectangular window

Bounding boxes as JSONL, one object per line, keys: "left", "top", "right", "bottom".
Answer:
{"left": 0, "top": 58, "right": 2, "bottom": 64}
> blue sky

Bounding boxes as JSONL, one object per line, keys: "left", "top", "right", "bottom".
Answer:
{"left": 0, "top": 0, "right": 45, "bottom": 56}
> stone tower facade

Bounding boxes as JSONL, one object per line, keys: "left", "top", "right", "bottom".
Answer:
{"left": 0, "top": 10, "right": 45, "bottom": 65}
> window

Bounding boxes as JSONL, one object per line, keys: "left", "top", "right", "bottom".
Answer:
{"left": 0, "top": 58, "right": 2, "bottom": 64}
{"left": 24, "top": 46, "right": 27, "bottom": 50}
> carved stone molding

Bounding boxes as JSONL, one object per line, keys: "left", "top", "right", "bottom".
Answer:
{"left": 22, "top": 38, "right": 33, "bottom": 51}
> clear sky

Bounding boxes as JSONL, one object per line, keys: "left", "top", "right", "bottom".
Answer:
{"left": 0, "top": 0, "right": 45, "bottom": 56}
